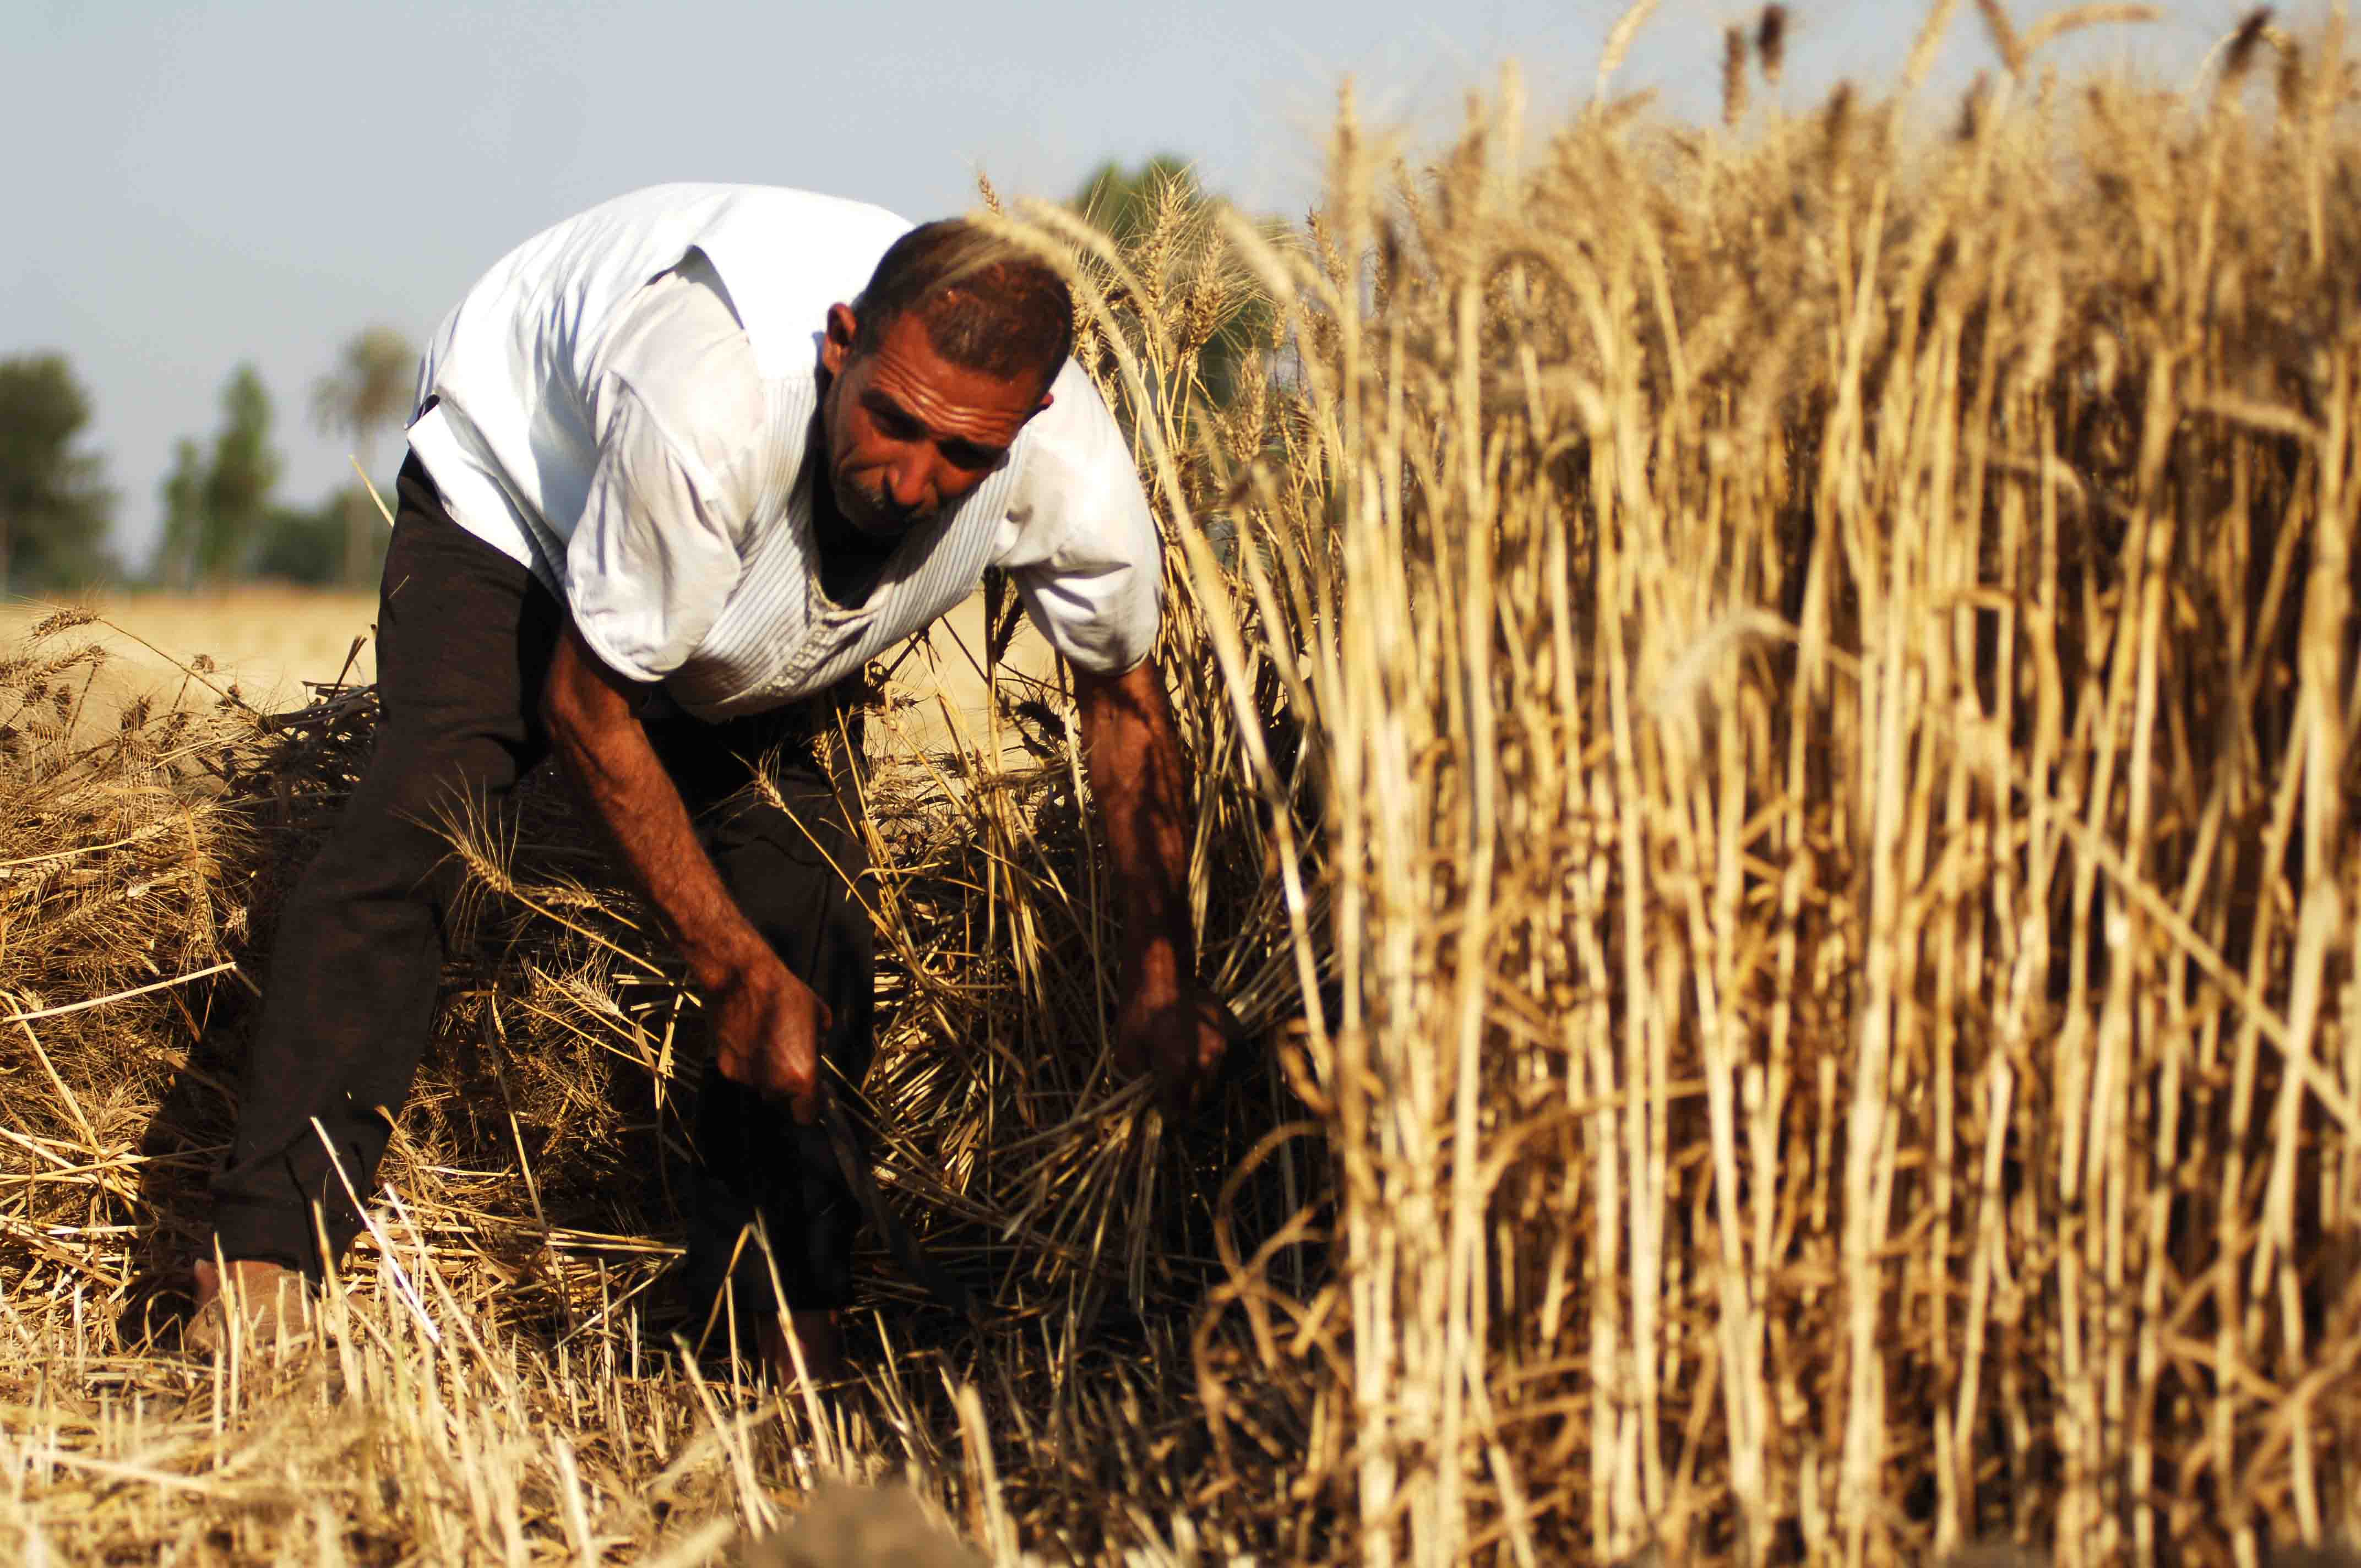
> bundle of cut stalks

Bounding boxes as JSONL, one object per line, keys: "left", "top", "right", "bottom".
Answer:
{"left": 16, "top": 7, "right": 2361, "bottom": 1564}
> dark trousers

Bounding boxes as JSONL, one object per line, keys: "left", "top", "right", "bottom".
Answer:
{"left": 210, "top": 454, "right": 875, "bottom": 1318}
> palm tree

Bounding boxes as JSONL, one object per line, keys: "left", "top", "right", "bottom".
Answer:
{"left": 310, "top": 327, "right": 416, "bottom": 587}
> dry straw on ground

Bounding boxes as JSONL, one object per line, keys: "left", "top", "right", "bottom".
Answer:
{"left": 10, "top": 4, "right": 2361, "bottom": 1563}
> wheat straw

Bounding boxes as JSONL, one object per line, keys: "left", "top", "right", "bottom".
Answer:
{"left": 8, "top": 19, "right": 2361, "bottom": 1563}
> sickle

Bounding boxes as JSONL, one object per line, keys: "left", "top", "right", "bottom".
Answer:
{"left": 817, "top": 1081, "right": 979, "bottom": 1325}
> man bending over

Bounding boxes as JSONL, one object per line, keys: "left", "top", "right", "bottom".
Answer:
{"left": 192, "top": 184, "right": 1237, "bottom": 1379}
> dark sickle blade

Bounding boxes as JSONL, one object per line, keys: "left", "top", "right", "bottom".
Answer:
{"left": 817, "top": 1085, "right": 978, "bottom": 1324}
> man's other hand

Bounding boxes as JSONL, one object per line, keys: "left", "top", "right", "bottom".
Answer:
{"left": 1117, "top": 981, "right": 1244, "bottom": 1119}
{"left": 711, "top": 956, "right": 831, "bottom": 1123}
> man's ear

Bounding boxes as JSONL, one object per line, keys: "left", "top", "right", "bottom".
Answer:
{"left": 821, "top": 303, "right": 858, "bottom": 377}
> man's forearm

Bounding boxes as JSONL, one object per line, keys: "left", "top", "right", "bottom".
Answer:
{"left": 543, "top": 624, "right": 766, "bottom": 989}
{"left": 1075, "top": 657, "right": 1196, "bottom": 986}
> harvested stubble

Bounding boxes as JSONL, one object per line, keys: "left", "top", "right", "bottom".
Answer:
{"left": 15, "top": 9, "right": 2361, "bottom": 1564}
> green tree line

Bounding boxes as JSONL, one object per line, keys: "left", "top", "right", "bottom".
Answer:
{"left": 160, "top": 329, "right": 412, "bottom": 592}
{"left": 0, "top": 336, "right": 412, "bottom": 597}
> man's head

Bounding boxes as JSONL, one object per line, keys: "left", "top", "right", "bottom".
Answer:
{"left": 818, "top": 221, "right": 1074, "bottom": 540}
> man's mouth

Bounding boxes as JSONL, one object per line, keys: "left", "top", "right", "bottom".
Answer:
{"left": 835, "top": 475, "right": 928, "bottom": 537}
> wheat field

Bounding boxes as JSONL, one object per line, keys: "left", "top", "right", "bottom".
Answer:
{"left": 0, "top": 587, "right": 381, "bottom": 711}
{"left": 8, "top": 5, "right": 2361, "bottom": 1564}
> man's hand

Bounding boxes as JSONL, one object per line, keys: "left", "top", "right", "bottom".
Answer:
{"left": 545, "top": 623, "right": 826, "bottom": 1116}
{"left": 1074, "top": 656, "right": 1245, "bottom": 1118}
{"left": 711, "top": 954, "right": 831, "bottom": 1124}
{"left": 1116, "top": 975, "right": 1244, "bottom": 1118}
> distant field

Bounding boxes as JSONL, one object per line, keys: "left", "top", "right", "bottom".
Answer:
{"left": 0, "top": 586, "right": 381, "bottom": 713}
{"left": 0, "top": 585, "right": 1052, "bottom": 752}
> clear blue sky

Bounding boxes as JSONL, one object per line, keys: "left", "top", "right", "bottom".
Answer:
{"left": 7, "top": 0, "right": 2243, "bottom": 574}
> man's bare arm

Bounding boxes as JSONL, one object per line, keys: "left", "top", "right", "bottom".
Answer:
{"left": 1074, "top": 658, "right": 1194, "bottom": 982}
{"left": 1073, "top": 656, "right": 1238, "bottom": 1110}
{"left": 542, "top": 623, "right": 826, "bottom": 1119}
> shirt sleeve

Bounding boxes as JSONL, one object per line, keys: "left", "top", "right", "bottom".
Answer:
{"left": 563, "top": 263, "right": 761, "bottom": 684}
{"left": 993, "top": 360, "right": 1165, "bottom": 676}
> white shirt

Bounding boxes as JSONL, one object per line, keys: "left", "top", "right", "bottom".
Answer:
{"left": 405, "top": 184, "right": 1162, "bottom": 720}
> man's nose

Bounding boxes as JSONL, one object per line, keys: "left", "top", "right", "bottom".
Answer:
{"left": 888, "top": 460, "right": 932, "bottom": 514}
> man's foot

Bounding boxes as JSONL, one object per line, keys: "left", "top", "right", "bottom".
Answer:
{"left": 758, "top": 1308, "right": 847, "bottom": 1389}
{"left": 187, "top": 1258, "right": 318, "bottom": 1357}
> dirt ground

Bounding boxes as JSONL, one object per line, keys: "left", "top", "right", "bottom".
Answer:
{"left": 0, "top": 586, "right": 1055, "bottom": 758}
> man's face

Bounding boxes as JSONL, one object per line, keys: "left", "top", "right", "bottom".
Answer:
{"left": 817, "top": 302, "right": 1052, "bottom": 541}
